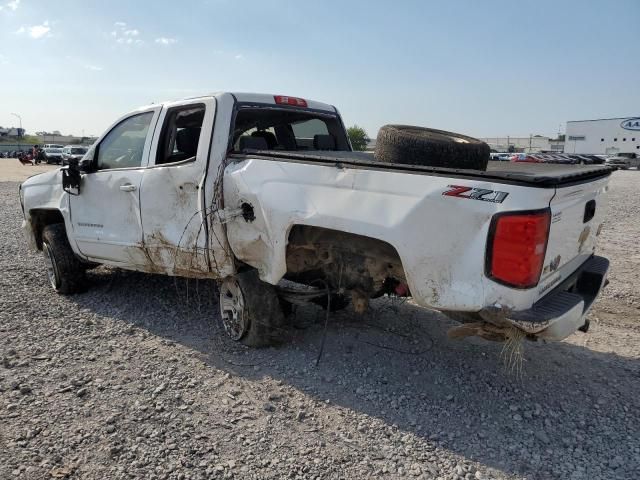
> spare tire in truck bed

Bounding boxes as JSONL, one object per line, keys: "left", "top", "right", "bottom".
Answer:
{"left": 374, "top": 125, "right": 490, "bottom": 171}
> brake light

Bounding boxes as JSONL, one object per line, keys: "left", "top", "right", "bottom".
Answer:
{"left": 487, "top": 210, "right": 551, "bottom": 288}
{"left": 274, "top": 95, "right": 308, "bottom": 107}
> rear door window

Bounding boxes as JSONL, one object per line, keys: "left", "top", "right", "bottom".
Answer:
{"left": 155, "top": 105, "right": 205, "bottom": 165}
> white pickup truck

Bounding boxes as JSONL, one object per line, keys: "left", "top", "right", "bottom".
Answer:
{"left": 19, "top": 92, "right": 613, "bottom": 347}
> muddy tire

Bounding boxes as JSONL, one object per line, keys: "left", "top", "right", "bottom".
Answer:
{"left": 219, "top": 270, "right": 287, "bottom": 347}
{"left": 374, "top": 125, "right": 490, "bottom": 171}
{"left": 41, "top": 224, "right": 87, "bottom": 294}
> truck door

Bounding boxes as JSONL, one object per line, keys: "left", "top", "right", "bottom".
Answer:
{"left": 69, "top": 107, "right": 161, "bottom": 265}
{"left": 139, "top": 97, "right": 224, "bottom": 276}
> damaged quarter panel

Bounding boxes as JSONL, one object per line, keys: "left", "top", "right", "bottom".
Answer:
{"left": 223, "top": 158, "right": 556, "bottom": 310}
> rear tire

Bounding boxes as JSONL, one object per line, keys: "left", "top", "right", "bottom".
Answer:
{"left": 374, "top": 125, "right": 490, "bottom": 170}
{"left": 41, "top": 224, "right": 86, "bottom": 294}
{"left": 219, "top": 270, "right": 287, "bottom": 347}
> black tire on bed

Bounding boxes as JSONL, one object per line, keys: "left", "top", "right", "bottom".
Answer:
{"left": 374, "top": 125, "right": 490, "bottom": 171}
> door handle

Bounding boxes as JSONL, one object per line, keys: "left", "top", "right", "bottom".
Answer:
{"left": 119, "top": 184, "right": 137, "bottom": 192}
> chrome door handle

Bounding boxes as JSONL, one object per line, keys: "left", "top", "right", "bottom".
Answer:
{"left": 119, "top": 184, "right": 137, "bottom": 192}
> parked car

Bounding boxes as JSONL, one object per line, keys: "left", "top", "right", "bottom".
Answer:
{"left": 490, "top": 153, "right": 511, "bottom": 161}
{"left": 513, "top": 154, "right": 604, "bottom": 165}
{"left": 510, "top": 153, "right": 541, "bottom": 162}
{"left": 20, "top": 92, "right": 612, "bottom": 347}
{"left": 61, "top": 146, "right": 89, "bottom": 165}
{"left": 43, "top": 144, "right": 65, "bottom": 149}
{"left": 605, "top": 152, "right": 639, "bottom": 169}
{"left": 43, "top": 147, "right": 64, "bottom": 164}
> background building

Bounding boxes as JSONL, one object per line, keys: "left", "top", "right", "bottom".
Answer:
{"left": 477, "top": 136, "right": 562, "bottom": 153}
{"left": 565, "top": 117, "right": 640, "bottom": 155}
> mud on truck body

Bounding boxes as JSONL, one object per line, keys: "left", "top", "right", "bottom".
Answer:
{"left": 20, "top": 92, "right": 613, "bottom": 346}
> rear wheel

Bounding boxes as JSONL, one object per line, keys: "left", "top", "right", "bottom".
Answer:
{"left": 219, "top": 270, "right": 286, "bottom": 347}
{"left": 41, "top": 224, "right": 86, "bottom": 294}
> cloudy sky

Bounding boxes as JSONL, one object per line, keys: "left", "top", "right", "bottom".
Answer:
{"left": 1, "top": 0, "right": 638, "bottom": 138}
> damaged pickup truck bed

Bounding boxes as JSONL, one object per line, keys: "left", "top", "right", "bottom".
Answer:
{"left": 19, "top": 92, "right": 613, "bottom": 346}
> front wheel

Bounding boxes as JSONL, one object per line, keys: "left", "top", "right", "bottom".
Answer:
{"left": 41, "top": 224, "right": 86, "bottom": 294}
{"left": 219, "top": 270, "right": 286, "bottom": 347}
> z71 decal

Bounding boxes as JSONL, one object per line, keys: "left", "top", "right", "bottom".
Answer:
{"left": 442, "top": 185, "right": 509, "bottom": 203}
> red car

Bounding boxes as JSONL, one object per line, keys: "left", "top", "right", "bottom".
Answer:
{"left": 510, "top": 153, "right": 542, "bottom": 162}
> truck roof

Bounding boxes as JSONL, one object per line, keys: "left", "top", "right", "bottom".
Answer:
{"left": 230, "top": 93, "right": 337, "bottom": 112}
{"left": 136, "top": 92, "right": 337, "bottom": 114}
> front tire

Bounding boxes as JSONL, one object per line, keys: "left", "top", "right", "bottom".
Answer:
{"left": 219, "top": 270, "right": 286, "bottom": 347}
{"left": 41, "top": 224, "right": 86, "bottom": 294}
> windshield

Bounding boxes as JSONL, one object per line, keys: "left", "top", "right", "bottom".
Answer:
{"left": 71, "top": 147, "right": 87, "bottom": 154}
{"left": 47, "top": 148, "right": 62, "bottom": 153}
{"left": 231, "top": 107, "right": 350, "bottom": 152}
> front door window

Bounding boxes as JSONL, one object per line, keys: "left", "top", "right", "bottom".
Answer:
{"left": 97, "top": 112, "right": 154, "bottom": 170}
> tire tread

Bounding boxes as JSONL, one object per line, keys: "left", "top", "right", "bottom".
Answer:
{"left": 374, "top": 124, "right": 490, "bottom": 170}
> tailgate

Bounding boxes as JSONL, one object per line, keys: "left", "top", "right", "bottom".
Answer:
{"left": 538, "top": 176, "right": 610, "bottom": 297}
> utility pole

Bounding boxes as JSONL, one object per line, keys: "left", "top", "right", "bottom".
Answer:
{"left": 529, "top": 134, "right": 532, "bottom": 153}
{"left": 11, "top": 112, "right": 22, "bottom": 153}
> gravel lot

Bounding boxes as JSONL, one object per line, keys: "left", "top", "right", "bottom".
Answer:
{"left": 1, "top": 163, "right": 638, "bottom": 480}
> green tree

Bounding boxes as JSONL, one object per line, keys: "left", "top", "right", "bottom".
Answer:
{"left": 347, "top": 125, "right": 370, "bottom": 151}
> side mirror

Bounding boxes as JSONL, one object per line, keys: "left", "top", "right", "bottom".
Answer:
{"left": 78, "top": 158, "right": 94, "bottom": 173}
{"left": 62, "top": 159, "right": 82, "bottom": 195}
{"left": 78, "top": 147, "right": 96, "bottom": 173}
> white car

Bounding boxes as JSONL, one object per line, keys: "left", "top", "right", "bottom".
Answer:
{"left": 605, "top": 152, "right": 639, "bottom": 169}
{"left": 61, "top": 146, "right": 89, "bottom": 165}
{"left": 42, "top": 147, "right": 63, "bottom": 164}
{"left": 19, "top": 92, "right": 612, "bottom": 347}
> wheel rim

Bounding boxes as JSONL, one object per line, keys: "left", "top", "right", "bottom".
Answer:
{"left": 42, "top": 243, "right": 59, "bottom": 289}
{"left": 219, "top": 278, "right": 248, "bottom": 341}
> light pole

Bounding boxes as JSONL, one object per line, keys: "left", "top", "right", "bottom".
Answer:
{"left": 11, "top": 113, "right": 22, "bottom": 153}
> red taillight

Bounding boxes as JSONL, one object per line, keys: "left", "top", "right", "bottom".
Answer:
{"left": 487, "top": 210, "right": 551, "bottom": 288}
{"left": 274, "top": 95, "right": 308, "bottom": 107}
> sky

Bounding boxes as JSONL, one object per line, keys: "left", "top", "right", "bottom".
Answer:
{"left": 1, "top": 0, "right": 638, "bottom": 139}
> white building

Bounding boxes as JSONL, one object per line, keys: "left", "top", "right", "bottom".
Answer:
{"left": 564, "top": 116, "right": 640, "bottom": 155}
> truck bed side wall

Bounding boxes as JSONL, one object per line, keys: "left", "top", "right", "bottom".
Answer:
{"left": 223, "top": 159, "right": 556, "bottom": 311}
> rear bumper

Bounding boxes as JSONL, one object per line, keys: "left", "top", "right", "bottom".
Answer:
{"left": 480, "top": 255, "right": 609, "bottom": 341}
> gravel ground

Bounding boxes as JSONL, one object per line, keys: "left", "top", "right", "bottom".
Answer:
{"left": 0, "top": 159, "right": 57, "bottom": 182}
{"left": 1, "top": 169, "right": 639, "bottom": 480}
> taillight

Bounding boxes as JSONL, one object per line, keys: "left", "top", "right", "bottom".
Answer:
{"left": 486, "top": 209, "right": 551, "bottom": 288}
{"left": 274, "top": 95, "right": 308, "bottom": 107}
